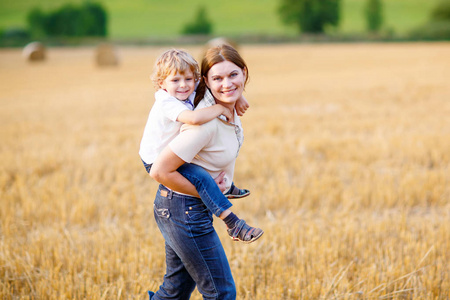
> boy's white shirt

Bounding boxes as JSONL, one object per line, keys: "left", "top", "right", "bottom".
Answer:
{"left": 139, "top": 89, "right": 195, "bottom": 164}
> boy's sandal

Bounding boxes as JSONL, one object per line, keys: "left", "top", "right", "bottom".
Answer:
{"left": 225, "top": 183, "right": 250, "bottom": 199}
{"left": 227, "top": 219, "right": 264, "bottom": 244}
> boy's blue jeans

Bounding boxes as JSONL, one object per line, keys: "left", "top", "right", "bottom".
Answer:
{"left": 149, "top": 185, "right": 236, "bottom": 300}
{"left": 142, "top": 160, "right": 233, "bottom": 217}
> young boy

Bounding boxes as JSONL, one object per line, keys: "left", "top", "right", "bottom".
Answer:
{"left": 139, "top": 49, "right": 262, "bottom": 243}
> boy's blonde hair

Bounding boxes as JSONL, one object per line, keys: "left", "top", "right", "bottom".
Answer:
{"left": 151, "top": 49, "right": 200, "bottom": 88}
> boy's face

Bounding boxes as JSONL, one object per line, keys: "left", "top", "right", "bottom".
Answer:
{"left": 160, "top": 70, "right": 195, "bottom": 101}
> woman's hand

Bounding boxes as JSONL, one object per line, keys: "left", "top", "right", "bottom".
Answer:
{"left": 150, "top": 146, "right": 199, "bottom": 197}
{"left": 214, "top": 171, "right": 227, "bottom": 192}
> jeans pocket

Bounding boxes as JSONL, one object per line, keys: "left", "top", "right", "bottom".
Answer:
{"left": 185, "top": 203, "right": 208, "bottom": 220}
{"left": 186, "top": 204, "right": 213, "bottom": 233}
{"left": 154, "top": 204, "right": 170, "bottom": 219}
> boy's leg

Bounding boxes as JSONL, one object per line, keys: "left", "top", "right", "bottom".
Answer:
{"left": 141, "top": 158, "right": 152, "bottom": 174}
{"left": 177, "top": 163, "right": 232, "bottom": 217}
{"left": 224, "top": 182, "right": 251, "bottom": 199}
{"left": 177, "top": 164, "right": 264, "bottom": 244}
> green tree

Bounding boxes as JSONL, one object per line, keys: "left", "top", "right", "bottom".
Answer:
{"left": 365, "top": 0, "right": 383, "bottom": 33}
{"left": 27, "top": 7, "right": 47, "bottom": 38}
{"left": 26, "top": 2, "right": 108, "bottom": 38}
{"left": 46, "top": 4, "right": 83, "bottom": 36}
{"left": 430, "top": 0, "right": 450, "bottom": 21}
{"left": 278, "top": 0, "right": 340, "bottom": 33}
{"left": 409, "top": 0, "right": 450, "bottom": 40}
{"left": 81, "top": 2, "right": 108, "bottom": 36}
{"left": 182, "top": 6, "right": 213, "bottom": 35}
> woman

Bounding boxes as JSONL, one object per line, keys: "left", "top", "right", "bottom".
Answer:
{"left": 148, "top": 44, "right": 261, "bottom": 300}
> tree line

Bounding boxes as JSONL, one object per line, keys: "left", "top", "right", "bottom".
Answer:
{"left": 183, "top": 0, "right": 449, "bottom": 39}
{"left": 1, "top": 0, "right": 448, "bottom": 41}
{"left": 193, "top": 0, "right": 449, "bottom": 40}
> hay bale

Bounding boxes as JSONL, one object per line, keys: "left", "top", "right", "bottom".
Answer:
{"left": 205, "top": 37, "right": 239, "bottom": 51}
{"left": 22, "top": 41, "right": 46, "bottom": 61}
{"left": 200, "top": 37, "right": 240, "bottom": 62}
{"left": 95, "top": 43, "right": 119, "bottom": 67}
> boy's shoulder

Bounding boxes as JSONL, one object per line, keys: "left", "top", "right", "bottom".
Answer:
{"left": 155, "top": 89, "right": 177, "bottom": 102}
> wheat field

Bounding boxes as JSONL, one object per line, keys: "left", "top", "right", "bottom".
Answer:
{"left": 0, "top": 42, "right": 449, "bottom": 299}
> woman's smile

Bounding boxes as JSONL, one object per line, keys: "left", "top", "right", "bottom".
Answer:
{"left": 221, "top": 87, "right": 237, "bottom": 96}
{"left": 205, "top": 60, "right": 246, "bottom": 107}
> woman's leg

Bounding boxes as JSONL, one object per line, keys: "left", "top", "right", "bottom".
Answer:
{"left": 151, "top": 185, "right": 236, "bottom": 300}
{"left": 149, "top": 243, "right": 196, "bottom": 300}
{"left": 177, "top": 163, "right": 232, "bottom": 217}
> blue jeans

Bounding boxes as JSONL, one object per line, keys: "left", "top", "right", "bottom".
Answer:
{"left": 149, "top": 185, "right": 236, "bottom": 300}
{"left": 177, "top": 163, "right": 232, "bottom": 217}
{"left": 142, "top": 159, "right": 232, "bottom": 217}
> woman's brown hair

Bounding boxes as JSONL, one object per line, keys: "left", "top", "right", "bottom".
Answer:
{"left": 194, "top": 44, "right": 249, "bottom": 107}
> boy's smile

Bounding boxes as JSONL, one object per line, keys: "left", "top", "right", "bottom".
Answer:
{"left": 160, "top": 70, "right": 196, "bottom": 101}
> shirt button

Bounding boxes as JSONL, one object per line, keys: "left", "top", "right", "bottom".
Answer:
{"left": 185, "top": 211, "right": 188, "bottom": 215}
{"left": 189, "top": 207, "right": 192, "bottom": 210}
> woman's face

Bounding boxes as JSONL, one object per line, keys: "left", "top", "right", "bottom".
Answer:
{"left": 205, "top": 61, "right": 247, "bottom": 106}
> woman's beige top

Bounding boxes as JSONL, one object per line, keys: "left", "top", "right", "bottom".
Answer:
{"left": 169, "top": 90, "right": 243, "bottom": 193}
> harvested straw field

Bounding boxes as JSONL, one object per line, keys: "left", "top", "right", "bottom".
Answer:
{"left": 0, "top": 42, "right": 449, "bottom": 299}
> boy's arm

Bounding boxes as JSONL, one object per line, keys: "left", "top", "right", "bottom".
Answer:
{"left": 177, "top": 104, "right": 232, "bottom": 125}
{"left": 235, "top": 95, "right": 249, "bottom": 116}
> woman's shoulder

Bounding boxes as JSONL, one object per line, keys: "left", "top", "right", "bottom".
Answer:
{"left": 194, "top": 98, "right": 208, "bottom": 110}
{"left": 194, "top": 89, "right": 215, "bottom": 109}
{"left": 181, "top": 117, "right": 218, "bottom": 133}
{"left": 175, "top": 119, "right": 217, "bottom": 148}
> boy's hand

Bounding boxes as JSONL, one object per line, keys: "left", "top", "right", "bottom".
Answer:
{"left": 220, "top": 106, "right": 233, "bottom": 122}
{"left": 235, "top": 96, "right": 249, "bottom": 116}
{"left": 214, "top": 171, "right": 227, "bottom": 193}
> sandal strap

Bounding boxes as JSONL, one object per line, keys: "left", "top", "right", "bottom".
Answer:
{"left": 228, "top": 219, "right": 246, "bottom": 239}
{"left": 226, "top": 183, "right": 250, "bottom": 199}
{"left": 228, "top": 219, "right": 263, "bottom": 243}
{"left": 228, "top": 183, "right": 240, "bottom": 195}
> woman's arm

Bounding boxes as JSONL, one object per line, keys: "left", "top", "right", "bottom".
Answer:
{"left": 150, "top": 146, "right": 200, "bottom": 196}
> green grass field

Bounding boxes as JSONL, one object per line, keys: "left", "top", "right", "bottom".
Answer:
{"left": 0, "top": 0, "right": 441, "bottom": 39}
